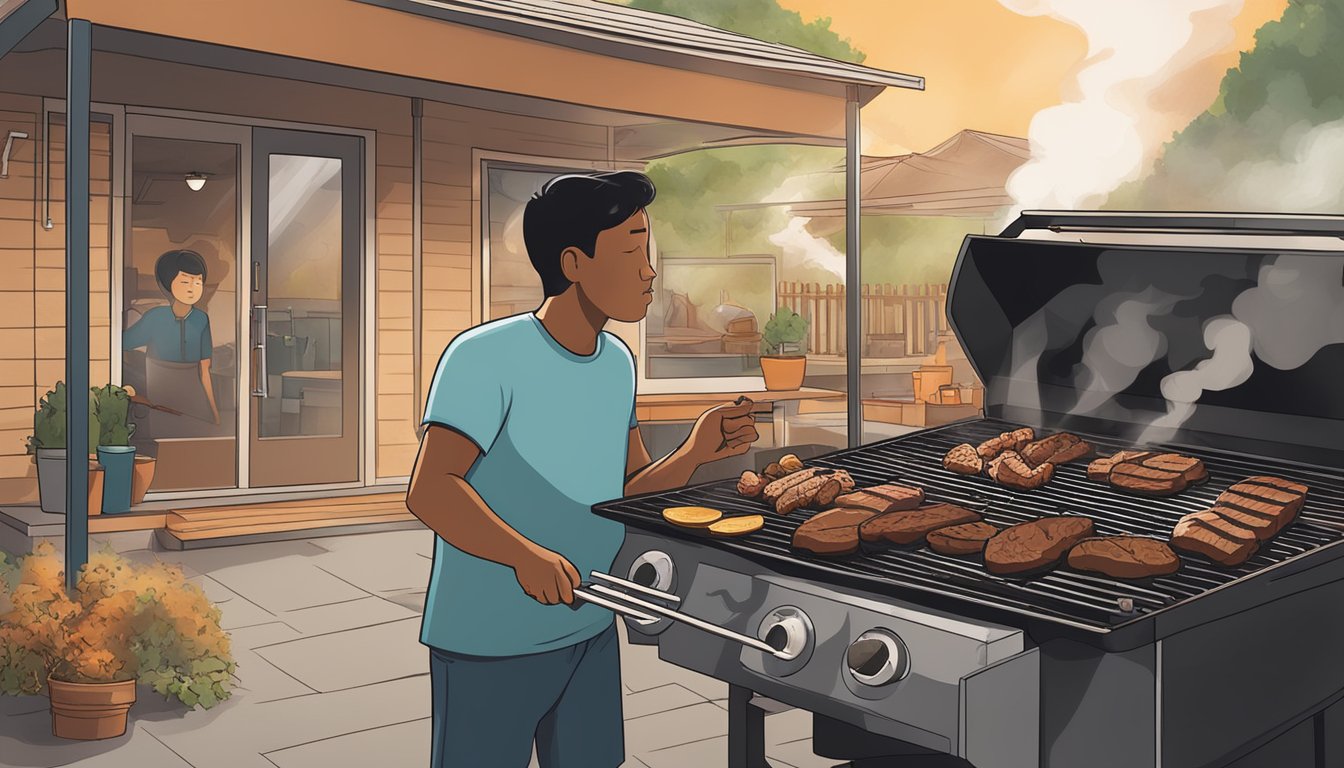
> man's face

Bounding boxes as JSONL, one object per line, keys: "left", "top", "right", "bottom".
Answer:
{"left": 571, "top": 209, "right": 656, "bottom": 323}
{"left": 171, "top": 271, "right": 204, "bottom": 305}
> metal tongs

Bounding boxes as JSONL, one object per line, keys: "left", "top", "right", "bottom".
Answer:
{"left": 574, "top": 571, "right": 788, "bottom": 658}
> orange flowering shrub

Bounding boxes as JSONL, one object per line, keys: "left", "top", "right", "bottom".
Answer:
{"left": 0, "top": 542, "right": 235, "bottom": 709}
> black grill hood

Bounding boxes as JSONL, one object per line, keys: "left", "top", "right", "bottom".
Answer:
{"left": 947, "top": 211, "right": 1344, "bottom": 465}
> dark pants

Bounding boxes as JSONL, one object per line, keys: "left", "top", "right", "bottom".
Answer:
{"left": 428, "top": 624, "right": 624, "bottom": 768}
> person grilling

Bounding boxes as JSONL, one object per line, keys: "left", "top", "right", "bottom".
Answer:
{"left": 406, "top": 170, "right": 760, "bottom": 768}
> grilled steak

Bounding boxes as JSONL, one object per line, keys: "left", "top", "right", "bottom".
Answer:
{"left": 1108, "top": 462, "right": 1186, "bottom": 495}
{"left": 943, "top": 444, "right": 985, "bottom": 475}
{"left": 976, "top": 427, "right": 1035, "bottom": 460}
{"left": 1141, "top": 453, "right": 1208, "bottom": 485}
{"left": 984, "top": 516, "right": 1095, "bottom": 575}
{"left": 1088, "top": 450, "right": 1152, "bottom": 481}
{"left": 927, "top": 521, "right": 999, "bottom": 556}
{"left": 1183, "top": 476, "right": 1311, "bottom": 545}
{"left": 1021, "top": 433, "right": 1092, "bottom": 466}
{"left": 1170, "top": 510, "right": 1258, "bottom": 567}
{"left": 834, "top": 483, "right": 925, "bottom": 514}
{"left": 792, "top": 507, "right": 880, "bottom": 556}
{"left": 988, "top": 451, "right": 1055, "bottom": 490}
{"left": 1066, "top": 537, "right": 1181, "bottom": 579}
{"left": 858, "top": 504, "right": 982, "bottom": 546}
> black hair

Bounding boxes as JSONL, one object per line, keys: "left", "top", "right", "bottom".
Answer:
{"left": 523, "top": 170, "right": 656, "bottom": 297}
{"left": 154, "top": 249, "right": 208, "bottom": 295}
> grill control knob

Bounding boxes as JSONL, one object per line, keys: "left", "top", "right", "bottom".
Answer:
{"left": 846, "top": 630, "right": 909, "bottom": 687}
{"left": 758, "top": 607, "right": 812, "bottom": 662}
{"left": 627, "top": 551, "right": 675, "bottom": 593}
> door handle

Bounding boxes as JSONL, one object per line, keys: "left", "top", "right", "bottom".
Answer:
{"left": 251, "top": 305, "right": 268, "bottom": 398}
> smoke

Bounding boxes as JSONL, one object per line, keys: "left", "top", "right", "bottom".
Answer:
{"left": 1137, "top": 254, "right": 1344, "bottom": 442}
{"left": 1217, "top": 118, "right": 1344, "bottom": 212}
{"left": 768, "top": 216, "right": 846, "bottom": 281}
{"left": 1069, "top": 289, "right": 1189, "bottom": 415}
{"left": 997, "top": 0, "right": 1243, "bottom": 219}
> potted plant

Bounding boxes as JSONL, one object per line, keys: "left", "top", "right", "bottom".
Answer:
{"left": 91, "top": 384, "right": 137, "bottom": 514}
{"left": 26, "top": 382, "right": 102, "bottom": 515}
{"left": 760, "top": 306, "right": 810, "bottom": 391}
{"left": 0, "top": 542, "right": 235, "bottom": 739}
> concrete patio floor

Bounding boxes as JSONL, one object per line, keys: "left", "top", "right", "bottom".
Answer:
{"left": 0, "top": 529, "right": 842, "bottom": 768}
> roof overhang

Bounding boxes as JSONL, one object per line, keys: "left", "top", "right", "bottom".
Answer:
{"left": 62, "top": 0, "right": 919, "bottom": 144}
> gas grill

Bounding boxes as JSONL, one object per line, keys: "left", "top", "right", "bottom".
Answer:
{"left": 594, "top": 212, "right": 1344, "bottom": 768}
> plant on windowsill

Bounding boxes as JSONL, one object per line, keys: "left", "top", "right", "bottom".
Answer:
{"left": 760, "top": 306, "right": 810, "bottom": 391}
{"left": 26, "top": 382, "right": 103, "bottom": 515}
{"left": 0, "top": 541, "right": 236, "bottom": 740}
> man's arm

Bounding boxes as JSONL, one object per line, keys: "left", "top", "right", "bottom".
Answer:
{"left": 407, "top": 424, "right": 580, "bottom": 605}
{"left": 624, "top": 399, "right": 760, "bottom": 496}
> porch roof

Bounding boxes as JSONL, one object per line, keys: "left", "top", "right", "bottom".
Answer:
{"left": 59, "top": 0, "right": 920, "bottom": 149}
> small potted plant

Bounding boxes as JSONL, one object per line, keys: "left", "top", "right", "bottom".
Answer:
{"left": 0, "top": 542, "right": 235, "bottom": 740}
{"left": 760, "top": 306, "right": 810, "bottom": 391}
{"left": 27, "top": 382, "right": 103, "bottom": 515}
{"left": 91, "top": 384, "right": 137, "bottom": 514}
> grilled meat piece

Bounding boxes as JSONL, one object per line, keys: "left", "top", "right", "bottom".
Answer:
{"left": 833, "top": 483, "right": 925, "bottom": 514}
{"left": 762, "top": 462, "right": 788, "bottom": 481}
{"left": 1221, "top": 477, "right": 1307, "bottom": 534}
{"left": 814, "top": 478, "right": 844, "bottom": 509}
{"left": 1170, "top": 510, "right": 1258, "bottom": 567}
{"left": 984, "top": 516, "right": 1095, "bottom": 575}
{"left": 776, "top": 475, "right": 844, "bottom": 515}
{"left": 1021, "top": 433, "right": 1092, "bottom": 467}
{"left": 1141, "top": 453, "right": 1208, "bottom": 485}
{"left": 988, "top": 451, "right": 1055, "bottom": 490}
{"left": 737, "top": 470, "right": 767, "bottom": 498}
{"left": 927, "top": 522, "right": 1000, "bottom": 556}
{"left": 943, "top": 444, "right": 984, "bottom": 475}
{"left": 976, "top": 427, "right": 1036, "bottom": 460}
{"left": 1066, "top": 536, "right": 1181, "bottom": 579}
{"left": 762, "top": 468, "right": 828, "bottom": 503}
{"left": 1087, "top": 450, "right": 1153, "bottom": 482}
{"left": 1107, "top": 462, "right": 1187, "bottom": 496}
{"left": 859, "top": 503, "right": 982, "bottom": 546}
{"left": 792, "top": 507, "right": 880, "bottom": 556}
{"left": 778, "top": 454, "right": 805, "bottom": 473}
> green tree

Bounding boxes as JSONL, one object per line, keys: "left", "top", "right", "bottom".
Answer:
{"left": 1111, "top": 0, "right": 1344, "bottom": 212}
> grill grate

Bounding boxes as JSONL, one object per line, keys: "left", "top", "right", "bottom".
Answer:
{"left": 594, "top": 418, "right": 1344, "bottom": 635}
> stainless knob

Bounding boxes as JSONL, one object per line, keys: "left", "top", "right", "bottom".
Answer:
{"left": 758, "top": 607, "right": 812, "bottom": 662}
{"left": 846, "top": 630, "right": 909, "bottom": 687}
{"left": 627, "top": 551, "right": 675, "bottom": 593}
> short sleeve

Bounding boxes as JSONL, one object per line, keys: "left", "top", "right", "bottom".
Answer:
{"left": 629, "top": 405, "right": 638, "bottom": 430}
{"left": 422, "top": 337, "right": 509, "bottom": 454}
{"left": 199, "top": 317, "right": 213, "bottom": 360}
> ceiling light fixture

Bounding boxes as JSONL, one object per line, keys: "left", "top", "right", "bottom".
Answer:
{"left": 185, "top": 172, "right": 208, "bottom": 191}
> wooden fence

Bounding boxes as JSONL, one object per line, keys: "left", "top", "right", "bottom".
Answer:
{"left": 778, "top": 282, "right": 950, "bottom": 357}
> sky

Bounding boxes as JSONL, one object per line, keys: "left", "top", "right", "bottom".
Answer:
{"left": 778, "top": 0, "right": 1290, "bottom": 155}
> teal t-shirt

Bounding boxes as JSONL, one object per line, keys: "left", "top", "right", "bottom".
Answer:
{"left": 122, "top": 305, "right": 213, "bottom": 363}
{"left": 419, "top": 312, "right": 636, "bottom": 656}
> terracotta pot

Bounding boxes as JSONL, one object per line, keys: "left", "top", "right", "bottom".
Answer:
{"left": 130, "top": 455, "right": 156, "bottom": 506}
{"left": 87, "top": 462, "right": 104, "bottom": 517}
{"left": 761, "top": 355, "right": 807, "bottom": 391}
{"left": 47, "top": 676, "right": 136, "bottom": 740}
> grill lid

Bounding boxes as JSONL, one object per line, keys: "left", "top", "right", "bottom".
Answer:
{"left": 948, "top": 211, "right": 1344, "bottom": 460}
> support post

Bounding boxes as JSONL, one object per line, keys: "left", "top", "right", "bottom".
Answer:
{"left": 844, "top": 86, "right": 862, "bottom": 448}
{"left": 411, "top": 97, "right": 424, "bottom": 435}
{"left": 64, "top": 17, "right": 91, "bottom": 591}
{"left": 727, "top": 684, "right": 772, "bottom": 768}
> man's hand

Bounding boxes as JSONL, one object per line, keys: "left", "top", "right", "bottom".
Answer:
{"left": 511, "top": 544, "right": 581, "bottom": 605}
{"left": 686, "top": 397, "right": 760, "bottom": 464}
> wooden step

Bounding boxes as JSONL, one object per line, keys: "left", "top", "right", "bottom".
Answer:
{"left": 154, "top": 491, "right": 421, "bottom": 549}
{"left": 167, "top": 503, "right": 410, "bottom": 533}
{"left": 167, "top": 492, "right": 407, "bottom": 520}
{"left": 168, "top": 511, "right": 418, "bottom": 540}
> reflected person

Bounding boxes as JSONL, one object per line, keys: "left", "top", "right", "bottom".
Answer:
{"left": 122, "top": 249, "right": 219, "bottom": 425}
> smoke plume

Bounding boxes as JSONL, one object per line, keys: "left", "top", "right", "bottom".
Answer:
{"left": 997, "top": 0, "right": 1244, "bottom": 218}
{"left": 768, "top": 216, "right": 846, "bottom": 281}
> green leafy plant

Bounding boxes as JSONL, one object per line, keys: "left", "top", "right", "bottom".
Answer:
{"left": 762, "top": 306, "right": 809, "bottom": 356}
{"left": 90, "top": 384, "right": 135, "bottom": 447}
{"left": 0, "top": 542, "right": 235, "bottom": 709}
{"left": 26, "top": 383, "right": 136, "bottom": 455}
